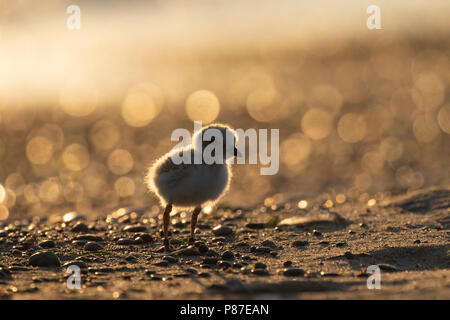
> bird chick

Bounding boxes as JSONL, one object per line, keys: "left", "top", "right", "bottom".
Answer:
{"left": 146, "top": 123, "right": 240, "bottom": 251}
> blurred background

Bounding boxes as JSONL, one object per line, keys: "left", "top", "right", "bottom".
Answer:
{"left": 0, "top": 0, "right": 449, "bottom": 220}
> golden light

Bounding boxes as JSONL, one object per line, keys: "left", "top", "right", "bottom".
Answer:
{"left": 437, "top": 104, "right": 450, "bottom": 134}
{"left": 0, "top": 204, "right": 9, "bottom": 221}
{"left": 380, "top": 137, "right": 403, "bottom": 162}
{"left": 310, "top": 84, "right": 342, "bottom": 113}
{"left": 186, "top": 90, "right": 220, "bottom": 124}
{"left": 413, "top": 114, "right": 440, "bottom": 143}
{"left": 411, "top": 73, "right": 445, "bottom": 111}
{"left": 114, "top": 176, "right": 135, "bottom": 197}
{"left": 121, "top": 82, "right": 164, "bottom": 127}
{"left": 0, "top": 184, "right": 6, "bottom": 203}
{"left": 297, "top": 200, "right": 308, "bottom": 209}
{"left": 336, "top": 194, "right": 346, "bottom": 204}
{"left": 367, "top": 198, "right": 376, "bottom": 206}
{"left": 59, "top": 80, "right": 99, "bottom": 117}
{"left": 39, "top": 178, "right": 61, "bottom": 204}
{"left": 90, "top": 120, "right": 120, "bottom": 150}
{"left": 26, "top": 136, "right": 53, "bottom": 165}
{"left": 301, "top": 108, "right": 333, "bottom": 140}
{"left": 338, "top": 113, "right": 367, "bottom": 143}
{"left": 281, "top": 133, "right": 312, "bottom": 167}
{"left": 203, "top": 205, "right": 213, "bottom": 214}
{"left": 62, "top": 144, "right": 90, "bottom": 171}
{"left": 246, "top": 88, "right": 279, "bottom": 122}
{"left": 107, "top": 149, "right": 134, "bottom": 175}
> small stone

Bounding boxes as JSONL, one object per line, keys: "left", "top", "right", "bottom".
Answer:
{"left": 74, "top": 235, "right": 103, "bottom": 242}
{"left": 39, "top": 240, "right": 55, "bottom": 248}
{"left": 241, "top": 267, "right": 252, "bottom": 275}
{"left": 292, "top": 240, "right": 309, "bottom": 247}
{"left": 221, "top": 251, "right": 235, "bottom": 260}
{"left": 261, "top": 240, "right": 277, "bottom": 248}
{"left": 212, "top": 225, "right": 233, "bottom": 236}
{"left": 344, "top": 251, "right": 354, "bottom": 259}
{"left": 245, "top": 223, "right": 265, "bottom": 230}
{"left": 255, "top": 247, "right": 272, "bottom": 254}
{"left": 123, "top": 225, "right": 147, "bottom": 233}
{"left": 283, "top": 268, "right": 305, "bottom": 277}
{"left": 117, "top": 238, "right": 134, "bottom": 245}
{"left": 232, "top": 262, "right": 243, "bottom": 269}
{"left": 72, "top": 240, "right": 86, "bottom": 246}
{"left": 205, "top": 250, "right": 218, "bottom": 257}
{"left": 335, "top": 242, "right": 347, "bottom": 248}
{"left": 359, "top": 223, "right": 368, "bottom": 229}
{"left": 254, "top": 262, "right": 267, "bottom": 269}
{"left": 283, "top": 261, "right": 292, "bottom": 267}
{"left": 29, "top": 251, "right": 60, "bottom": 267}
{"left": 198, "top": 272, "right": 211, "bottom": 278}
{"left": 71, "top": 222, "right": 89, "bottom": 233}
{"left": 312, "top": 230, "right": 322, "bottom": 237}
{"left": 84, "top": 241, "right": 103, "bottom": 251}
{"left": 251, "top": 268, "right": 269, "bottom": 276}
{"left": 186, "top": 268, "right": 198, "bottom": 274}
{"left": 202, "top": 257, "right": 218, "bottom": 265}
{"left": 377, "top": 264, "right": 399, "bottom": 272}
{"left": 198, "top": 244, "right": 209, "bottom": 254}
{"left": 163, "top": 256, "right": 178, "bottom": 263}
{"left": 175, "top": 246, "right": 201, "bottom": 256}
{"left": 413, "top": 239, "right": 421, "bottom": 244}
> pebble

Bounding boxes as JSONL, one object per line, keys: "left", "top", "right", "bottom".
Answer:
{"left": 163, "top": 256, "right": 178, "bottom": 263}
{"left": 344, "top": 251, "right": 354, "bottom": 259}
{"left": 205, "top": 249, "right": 218, "bottom": 257}
{"left": 186, "top": 268, "right": 198, "bottom": 274}
{"left": 413, "top": 239, "right": 421, "bottom": 244}
{"left": 283, "top": 268, "right": 305, "bottom": 277}
{"left": 117, "top": 238, "right": 134, "bottom": 245}
{"left": 377, "top": 264, "right": 399, "bottom": 272}
{"left": 292, "top": 240, "right": 309, "bottom": 247}
{"left": 134, "top": 233, "right": 153, "bottom": 244}
{"left": 221, "top": 251, "right": 235, "bottom": 260}
{"left": 283, "top": 261, "right": 293, "bottom": 267}
{"left": 39, "top": 240, "right": 55, "bottom": 248}
{"left": 84, "top": 241, "right": 103, "bottom": 251}
{"left": 254, "top": 262, "right": 267, "bottom": 269}
{"left": 212, "top": 225, "right": 233, "bottom": 236}
{"left": 261, "top": 240, "right": 277, "bottom": 248}
{"left": 251, "top": 268, "right": 269, "bottom": 276}
{"left": 123, "top": 225, "right": 147, "bottom": 233}
{"left": 71, "top": 222, "right": 89, "bottom": 233}
{"left": 198, "top": 272, "right": 211, "bottom": 278}
{"left": 202, "top": 257, "right": 218, "bottom": 265}
{"left": 245, "top": 223, "right": 265, "bottom": 230}
{"left": 74, "top": 235, "right": 103, "bottom": 242}
{"left": 198, "top": 244, "right": 209, "bottom": 255}
{"left": 255, "top": 247, "right": 272, "bottom": 254}
{"left": 312, "top": 230, "right": 322, "bottom": 237}
{"left": 29, "top": 251, "right": 60, "bottom": 267}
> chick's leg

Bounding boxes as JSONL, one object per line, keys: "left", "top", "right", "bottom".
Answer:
{"left": 189, "top": 206, "right": 201, "bottom": 245}
{"left": 163, "top": 203, "right": 172, "bottom": 251}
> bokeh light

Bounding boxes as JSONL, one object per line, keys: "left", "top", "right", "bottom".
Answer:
{"left": 114, "top": 176, "right": 135, "bottom": 197}
{"left": 301, "top": 108, "right": 333, "bottom": 140}
{"left": 62, "top": 144, "right": 90, "bottom": 171}
{"left": 60, "top": 80, "right": 99, "bottom": 117}
{"left": 107, "top": 149, "right": 134, "bottom": 175}
{"left": 186, "top": 90, "right": 220, "bottom": 124}
{"left": 26, "top": 136, "right": 53, "bottom": 165}
{"left": 122, "top": 82, "right": 164, "bottom": 127}
{"left": 337, "top": 113, "right": 367, "bottom": 143}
